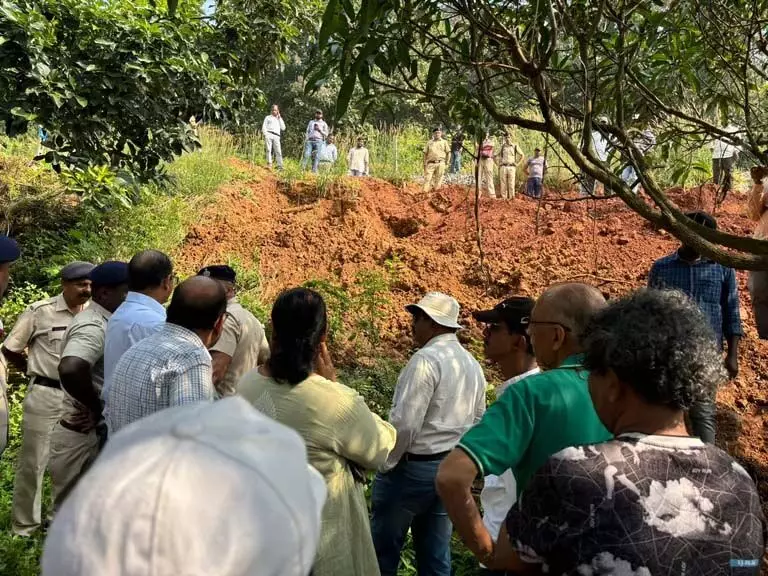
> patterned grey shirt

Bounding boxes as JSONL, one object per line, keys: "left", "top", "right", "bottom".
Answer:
{"left": 105, "top": 323, "right": 214, "bottom": 434}
{"left": 505, "top": 433, "right": 766, "bottom": 575}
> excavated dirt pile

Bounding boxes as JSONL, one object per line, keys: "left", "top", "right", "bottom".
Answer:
{"left": 179, "top": 161, "right": 767, "bottom": 513}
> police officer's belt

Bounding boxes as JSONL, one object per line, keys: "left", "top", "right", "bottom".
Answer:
{"left": 403, "top": 450, "right": 450, "bottom": 462}
{"left": 34, "top": 376, "right": 60, "bottom": 389}
{"left": 427, "top": 160, "right": 444, "bottom": 164}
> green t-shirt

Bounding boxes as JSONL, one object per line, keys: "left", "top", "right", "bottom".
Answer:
{"left": 458, "top": 355, "right": 611, "bottom": 495}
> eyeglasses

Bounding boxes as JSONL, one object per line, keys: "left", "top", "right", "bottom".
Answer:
{"left": 520, "top": 316, "right": 572, "bottom": 333}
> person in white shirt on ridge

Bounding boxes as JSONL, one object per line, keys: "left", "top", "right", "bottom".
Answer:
{"left": 712, "top": 124, "right": 740, "bottom": 201}
{"left": 471, "top": 296, "right": 539, "bottom": 576}
{"left": 371, "top": 292, "right": 487, "bottom": 576}
{"left": 347, "top": 136, "right": 370, "bottom": 176}
{"left": 317, "top": 134, "right": 338, "bottom": 171}
{"left": 262, "top": 104, "right": 286, "bottom": 170}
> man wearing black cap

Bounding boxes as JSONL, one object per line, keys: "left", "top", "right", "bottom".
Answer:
{"left": 648, "top": 211, "right": 742, "bottom": 443}
{"left": 0, "top": 235, "right": 21, "bottom": 457}
{"left": 423, "top": 127, "right": 451, "bottom": 193}
{"left": 472, "top": 297, "right": 539, "bottom": 575}
{"left": 198, "top": 265, "right": 269, "bottom": 397}
{"left": 2, "top": 260, "right": 93, "bottom": 535}
{"left": 49, "top": 261, "right": 129, "bottom": 510}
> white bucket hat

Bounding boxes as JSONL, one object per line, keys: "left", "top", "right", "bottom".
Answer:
{"left": 42, "top": 397, "right": 327, "bottom": 576}
{"left": 406, "top": 291, "right": 462, "bottom": 329}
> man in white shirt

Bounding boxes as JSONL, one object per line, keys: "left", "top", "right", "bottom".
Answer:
{"left": 472, "top": 297, "right": 539, "bottom": 575}
{"left": 102, "top": 250, "right": 174, "bottom": 405}
{"left": 317, "top": 134, "right": 338, "bottom": 171}
{"left": 712, "top": 124, "right": 740, "bottom": 200}
{"left": 105, "top": 276, "right": 226, "bottom": 434}
{"left": 371, "top": 292, "right": 487, "bottom": 576}
{"left": 347, "top": 136, "right": 370, "bottom": 176}
{"left": 261, "top": 104, "right": 286, "bottom": 170}
{"left": 581, "top": 127, "right": 609, "bottom": 196}
{"left": 300, "top": 109, "right": 329, "bottom": 173}
{"left": 525, "top": 148, "right": 547, "bottom": 198}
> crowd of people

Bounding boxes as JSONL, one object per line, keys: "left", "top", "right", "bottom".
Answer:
{"left": 0, "top": 208, "right": 765, "bottom": 574}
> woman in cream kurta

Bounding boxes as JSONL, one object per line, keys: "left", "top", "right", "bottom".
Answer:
{"left": 239, "top": 370, "right": 395, "bottom": 576}
{"left": 747, "top": 166, "right": 768, "bottom": 337}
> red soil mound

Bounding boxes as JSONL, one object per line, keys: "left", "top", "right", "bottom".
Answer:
{"left": 178, "top": 162, "right": 767, "bottom": 514}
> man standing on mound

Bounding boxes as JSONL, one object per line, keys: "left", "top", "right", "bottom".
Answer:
{"left": 423, "top": 128, "right": 451, "bottom": 193}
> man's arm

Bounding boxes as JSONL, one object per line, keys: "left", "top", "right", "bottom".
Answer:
{"left": 1, "top": 306, "right": 35, "bottom": 374}
{"left": 364, "top": 149, "right": 369, "bottom": 174}
{"left": 261, "top": 116, "right": 269, "bottom": 136}
{"left": 320, "top": 121, "right": 329, "bottom": 138}
{"left": 170, "top": 358, "right": 214, "bottom": 406}
{"left": 210, "top": 351, "right": 233, "bottom": 388}
{"left": 722, "top": 267, "right": 742, "bottom": 378}
{"left": 209, "top": 312, "right": 238, "bottom": 391}
{"left": 59, "top": 358, "right": 100, "bottom": 420}
{"left": 279, "top": 117, "right": 285, "bottom": 131}
{"left": 382, "top": 354, "right": 437, "bottom": 470}
{"left": 436, "top": 448, "right": 494, "bottom": 562}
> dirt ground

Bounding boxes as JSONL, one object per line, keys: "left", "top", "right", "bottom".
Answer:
{"left": 178, "top": 161, "right": 767, "bottom": 518}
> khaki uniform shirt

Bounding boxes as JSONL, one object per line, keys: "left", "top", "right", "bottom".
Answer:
{"left": 424, "top": 139, "right": 451, "bottom": 164}
{"left": 3, "top": 294, "right": 86, "bottom": 380}
{"left": 59, "top": 301, "right": 111, "bottom": 423}
{"left": 500, "top": 143, "right": 521, "bottom": 166}
{"left": 210, "top": 298, "right": 269, "bottom": 397}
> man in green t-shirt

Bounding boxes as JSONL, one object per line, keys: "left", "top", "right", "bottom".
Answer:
{"left": 435, "top": 283, "right": 611, "bottom": 568}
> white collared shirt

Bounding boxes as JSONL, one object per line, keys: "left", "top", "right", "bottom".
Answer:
{"left": 382, "top": 333, "right": 487, "bottom": 471}
{"left": 480, "top": 366, "right": 540, "bottom": 545}
{"left": 262, "top": 115, "right": 285, "bottom": 137}
{"left": 102, "top": 292, "right": 166, "bottom": 400}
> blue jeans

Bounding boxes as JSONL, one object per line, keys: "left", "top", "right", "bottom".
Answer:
{"left": 301, "top": 140, "right": 323, "bottom": 173}
{"left": 371, "top": 459, "right": 452, "bottom": 576}
{"left": 449, "top": 151, "right": 461, "bottom": 174}
{"left": 526, "top": 177, "right": 542, "bottom": 198}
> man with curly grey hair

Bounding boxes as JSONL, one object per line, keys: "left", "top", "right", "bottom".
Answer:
{"left": 490, "top": 289, "right": 765, "bottom": 575}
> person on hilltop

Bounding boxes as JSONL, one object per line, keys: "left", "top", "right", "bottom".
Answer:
{"left": 435, "top": 283, "right": 610, "bottom": 568}
{"left": 496, "top": 132, "right": 524, "bottom": 199}
{"left": 479, "top": 134, "right": 497, "bottom": 198}
{"left": 371, "top": 292, "right": 487, "bottom": 576}
{"left": 238, "top": 287, "right": 396, "bottom": 576}
{"left": 317, "top": 134, "right": 339, "bottom": 171}
{"left": 42, "top": 398, "right": 328, "bottom": 576}
{"left": 747, "top": 164, "right": 768, "bottom": 339}
{"left": 262, "top": 104, "right": 286, "bottom": 171}
{"left": 0, "top": 235, "right": 21, "bottom": 457}
{"left": 197, "top": 265, "right": 269, "bottom": 397}
{"left": 524, "top": 147, "right": 547, "bottom": 199}
{"left": 102, "top": 249, "right": 174, "bottom": 410}
{"left": 712, "top": 124, "right": 740, "bottom": 201}
{"left": 648, "top": 211, "right": 742, "bottom": 444}
{"left": 471, "top": 296, "right": 539, "bottom": 575}
{"left": 49, "top": 261, "right": 129, "bottom": 512}
{"left": 449, "top": 128, "right": 464, "bottom": 175}
{"left": 301, "top": 109, "right": 330, "bottom": 173}
{"left": 490, "top": 289, "right": 766, "bottom": 575}
{"left": 2, "top": 261, "right": 94, "bottom": 536}
{"left": 423, "top": 127, "right": 451, "bottom": 193}
{"left": 347, "top": 136, "right": 370, "bottom": 176}
{"left": 105, "top": 276, "right": 227, "bottom": 434}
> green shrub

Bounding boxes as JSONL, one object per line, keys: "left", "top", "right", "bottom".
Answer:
{"left": 0, "top": 283, "right": 50, "bottom": 328}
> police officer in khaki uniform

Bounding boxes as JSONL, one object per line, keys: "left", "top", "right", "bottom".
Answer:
{"left": 198, "top": 265, "right": 269, "bottom": 397}
{"left": 2, "top": 261, "right": 93, "bottom": 535}
{"left": 497, "top": 133, "right": 524, "bottom": 199}
{"left": 49, "top": 261, "right": 129, "bottom": 511}
{"left": 423, "top": 127, "right": 451, "bottom": 193}
{"left": 0, "top": 235, "right": 21, "bottom": 457}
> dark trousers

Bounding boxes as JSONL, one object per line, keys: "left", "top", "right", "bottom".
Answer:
{"left": 526, "top": 177, "right": 543, "bottom": 198}
{"left": 689, "top": 398, "right": 717, "bottom": 444}
{"left": 713, "top": 156, "right": 735, "bottom": 198}
{"left": 371, "top": 458, "right": 452, "bottom": 576}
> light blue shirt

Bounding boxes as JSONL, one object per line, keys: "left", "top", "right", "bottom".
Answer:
{"left": 102, "top": 292, "right": 166, "bottom": 400}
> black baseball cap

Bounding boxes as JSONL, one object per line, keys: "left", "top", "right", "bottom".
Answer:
{"left": 473, "top": 296, "right": 535, "bottom": 332}
{"left": 197, "top": 264, "right": 236, "bottom": 283}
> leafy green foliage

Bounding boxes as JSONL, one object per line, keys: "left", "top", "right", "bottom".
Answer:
{"left": 0, "top": 0, "right": 317, "bottom": 180}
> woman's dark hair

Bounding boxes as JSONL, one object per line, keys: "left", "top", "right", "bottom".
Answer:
{"left": 268, "top": 288, "right": 328, "bottom": 385}
{"left": 582, "top": 288, "right": 726, "bottom": 410}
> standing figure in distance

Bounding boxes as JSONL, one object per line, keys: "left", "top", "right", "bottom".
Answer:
{"left": 497, "top": 133, "right": 523, "bottom": 200}
{"left": 348, "top": 137, "right": 370, "bottom": 176}
{"left": 301, "top": 109, "right": 329, "bottom": 174}
{"left": 479, "top": 134, "right": 496, "bottom": 198}
{"left": 525, "top": 148, "right": 547, "bottom": 199}
{"left": 0, "top": 235, "right": 21, "bottom": 457}
{"left": 423, "top": 127, "right": 451, "bottom": 193}
{"left": 449, "top": 129, "right": 464, "bottom": 175}
{"left": 262, "top": 104, "right": 286, "bottom": 170}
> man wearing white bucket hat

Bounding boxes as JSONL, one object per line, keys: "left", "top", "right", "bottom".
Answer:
{"left": 371, "top": 292, "right": 487, "bottom": 576}
{"left": 42, "top": 397, "right": 327, "bottom": 576}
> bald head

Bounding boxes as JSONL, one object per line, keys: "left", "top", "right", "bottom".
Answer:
{"left": 167, "top": 276, "right": 227, "bottom": 332}
{"left": 535, "top": 283, "right": 607, "bottom": 343}
{"left": 128, "top": 250, "right": 173, "bottom": 292}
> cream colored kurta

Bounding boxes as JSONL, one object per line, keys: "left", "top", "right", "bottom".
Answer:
{"left": 238, "top": 371, "right": 396, "bottom": 576}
